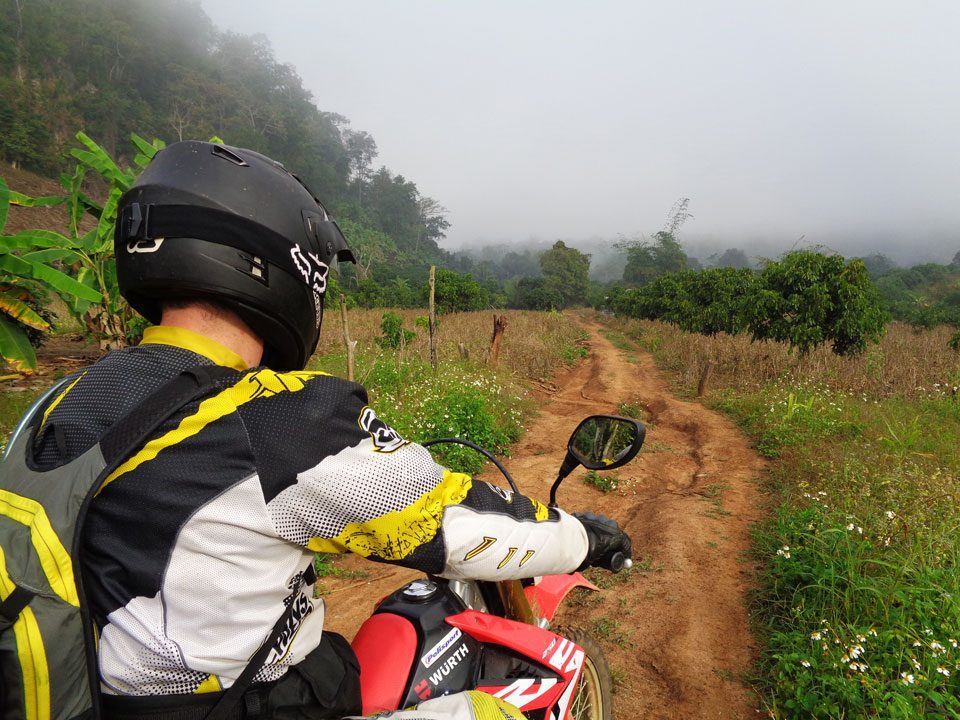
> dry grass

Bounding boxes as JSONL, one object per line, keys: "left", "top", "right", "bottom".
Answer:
{"left": 606, "top": 318, "right": 960, "bottom": 400}
{"left": 315, "top": 308, "right": 587, "bottom": 381}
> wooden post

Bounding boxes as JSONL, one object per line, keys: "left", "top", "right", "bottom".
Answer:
{"left": 458, "top": 341, "right": 469, "bottom": 360}
{"left": 697, "top": 360, "right": 716, "bottom": 397}
{"left": 428, "top": 266, "right": 438, "bottom": 372}
{"left": 489, "top": 314, "right": 507, "bottom": 366}
{"left": 340, "top": 296, "right": 357, "bottom": 382}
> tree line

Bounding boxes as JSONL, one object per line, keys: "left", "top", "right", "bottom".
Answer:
{"left": 0, "top": 0, "right": 450, "bottom": 281}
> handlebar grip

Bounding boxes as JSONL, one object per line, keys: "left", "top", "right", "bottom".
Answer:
{"left": 602, "top": 551, "right": 632, "bottom": 573}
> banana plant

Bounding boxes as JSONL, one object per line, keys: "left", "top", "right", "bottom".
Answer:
{"left": 0, "top": 132, "right": 166, "bottom": 368}
{"left": 0, "top": 177, "right": 103, "bottom": 372}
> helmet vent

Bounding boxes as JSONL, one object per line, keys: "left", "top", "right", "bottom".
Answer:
{"left": 210, "top": 145, "right": 249, "bottom": 167}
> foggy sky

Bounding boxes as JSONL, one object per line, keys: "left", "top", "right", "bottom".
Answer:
{"left": 198, "top": 0, "right": 960, "bottom": 264}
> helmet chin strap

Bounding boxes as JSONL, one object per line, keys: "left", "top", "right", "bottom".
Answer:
{"left": 160, "top": 303, "right": 264, "bottom": 369}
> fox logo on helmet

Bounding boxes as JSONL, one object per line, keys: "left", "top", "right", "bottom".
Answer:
{"left": 290, "top": 245, "right": 329, "bottom": 295}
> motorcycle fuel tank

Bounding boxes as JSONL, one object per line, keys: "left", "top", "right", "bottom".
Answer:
{"left": 352, "top": 580, "right": 482, "bottom": 712}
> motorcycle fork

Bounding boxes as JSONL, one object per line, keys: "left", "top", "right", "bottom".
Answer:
{"left": 496, "top": 579, "right": 539, "bottom": 626}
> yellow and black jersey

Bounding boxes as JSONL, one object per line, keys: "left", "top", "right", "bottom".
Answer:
{"left": 33, "top": 326, "right": 588, "bottom": 697}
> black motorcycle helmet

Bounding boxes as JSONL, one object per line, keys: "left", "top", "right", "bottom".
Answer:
{"left": 115, "top": 141, "right": 355, "bottom": 370}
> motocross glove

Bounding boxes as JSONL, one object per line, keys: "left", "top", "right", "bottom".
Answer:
{"left": 574, "top": 511, "right": 632, "bottom": 572}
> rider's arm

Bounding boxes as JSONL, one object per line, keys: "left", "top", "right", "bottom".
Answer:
{"left": 248, "top": 374, "right": 588, "bottom": 580}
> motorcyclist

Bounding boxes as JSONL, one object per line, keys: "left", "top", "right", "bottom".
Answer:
{"left": 33, "top": 141, "right": 631, "bottom": 719}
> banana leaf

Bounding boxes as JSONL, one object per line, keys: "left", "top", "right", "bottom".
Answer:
{"left": 60, "top": 165, "right": 89, "bottom": 236}
{"left": 0, "top": 178, "right": 8, "bottom": 235}
{"left": 0, "top": 315, "right": 38, "bottom": 374}
{"left": 9, "top": 191, "right": 66, "bottom": 208}
{"left": 93, "top": 185, "right": 123, "bottom": 254}
{"left": 3, "top": 229, "right": 81, "bottom": 250}
{"left": 78, "top": 228, "right": 97, "bottom": 252}
{"left": 22, "top": 248, "right": 83, "bottom": 264}
{"left": 0, "top": 254, "right": 102, "bottom": 302}
{"left": 131, "top": 132, "right": 163, "bottom": 169}
{"left": 66, "top": 266, "right": 97, "bottom": 316}
{"left": 71, "top": 132, "right": 135, "bottom": 189}
{"left": 0, "top": 289, "right": 50, "bottom": 331}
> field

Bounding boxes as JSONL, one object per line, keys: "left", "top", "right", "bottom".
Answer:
{"left": 602, "top": 317, "right": 960, "bottom": 718}
{"left": 6, "top": 304, "right": 960, "bottom": 717}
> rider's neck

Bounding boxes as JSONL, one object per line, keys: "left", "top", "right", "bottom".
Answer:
{"left": 159, "top": 302, "right": 264, "bottom": 369}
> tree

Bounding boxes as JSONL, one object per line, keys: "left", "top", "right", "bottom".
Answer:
{"left": 709, "top": 248, "right": 751, "bottom": 269}
{"left": 539, "top": 240, "right": 590, "bottom": 308}
{"left": 747, "top": 251, "right": 887, "bottom": 356}
{"left": 514, "top": 277, "right": 563, "bottom": 311}
{"left": 430, "top": 269, "right": 490, "bottom": 314}
{"left": 857, "top": 253, "right": 895, "bottom": 278}
{"left": 620, "top": 231, "right": 689, "bottom": 285}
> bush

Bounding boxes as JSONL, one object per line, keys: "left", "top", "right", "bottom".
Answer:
{"left": 375, "top": 312, "right": 416, "bottom": 350}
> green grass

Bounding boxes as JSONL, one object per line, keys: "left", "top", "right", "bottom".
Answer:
{"left": 582, "top": 468, "right": 620, "bottom": 493}
{"left": 309, "top": 352, "right": 532, "bottom": 475}
{"left": 709, "top": 381, "right": 960, "bottom": 718}
{"left": 0, "top": 389, "right": 44, "bottom": 456}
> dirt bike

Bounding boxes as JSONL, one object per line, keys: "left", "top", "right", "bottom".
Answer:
{"left": 350, "top": 414, "right": 645, "bottom": 720}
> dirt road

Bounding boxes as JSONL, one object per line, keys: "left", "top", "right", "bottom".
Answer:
{"left": 323, "top": 317, "right": 765, "bottom": 718}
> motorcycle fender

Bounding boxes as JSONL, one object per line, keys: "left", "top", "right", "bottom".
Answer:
{"left": 523, "top": 572, "right": 599, "bottom": 622}
{"left": 447, "top": 610, "right": 586, "bottom": 715}
{"left": 352, "top": 612, "right": 419, "bottom": 714}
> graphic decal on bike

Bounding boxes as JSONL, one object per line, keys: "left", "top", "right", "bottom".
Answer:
{"left": 358, "top": 406, "right": 410, "bottom": 454}
{"left": 493, "top": 678, "right": 559, "bottom": 708}
{"left": 546, "top": 638, "right": 586, "bottom": 720}
{"left": 426, "top": 643, "right": 470, "bottom": 686}
{"left": 413, "top": 679, "right": 432, "bottom": 701}
{"left": 420, "top": 627, "right": 463, "bottom": 669}
{"left": 463, "top": 536, "right": 497, "bottom": 561}
{"left": 519, "top": 550, "right": 536, "bottom": 567}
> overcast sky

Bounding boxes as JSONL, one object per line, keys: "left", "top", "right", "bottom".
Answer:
{"left": 198, "top": 0, "right": 960, "bottom": 263}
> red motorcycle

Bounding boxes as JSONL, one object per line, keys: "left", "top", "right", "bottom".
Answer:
{"left": 350, "top": 415, "right": 645, "bottom": 720}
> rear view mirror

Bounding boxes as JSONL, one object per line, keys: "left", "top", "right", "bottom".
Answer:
{"left": 549, "top": 415, "right": 646, "bottom": 506}
{"left": 568, "top": 415, "right": 645, "bottom": 469}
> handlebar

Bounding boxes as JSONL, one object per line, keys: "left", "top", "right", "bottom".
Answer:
{"left": 599, "top": 551, "right": 632, "bottom": 573}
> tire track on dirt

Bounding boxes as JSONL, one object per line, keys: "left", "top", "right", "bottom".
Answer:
{"left": 542, "top": 317, "right": 766, "bottom": 719}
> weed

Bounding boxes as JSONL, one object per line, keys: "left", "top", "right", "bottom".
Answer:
{"left": 616, "top": 400, "right": 646, "bottom": 421}
{"left": 588, "top": 617, "right": 635, "bottom": 650}
{"left": 713, "top": 668, "right": 735, "bottom": 682}
{"left": 560, "top": 342, "right": 589, "bottom": 364}
{"left": 584, "top": 565, "right": 638, "bottom": 589}
{"left": 610, "top": 667, "right": 627, "bottom": 693}
{"left": 313, "top": 553, "right": 369, "bottom": 596}
{"left": 642, "top": 440, "right": 677, "bottom": 454}
{"left": 583, "top": 469, "right": 619, "bottom": 493}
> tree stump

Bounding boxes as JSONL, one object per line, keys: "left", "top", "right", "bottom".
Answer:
{"left": 489, "top": 315, "right": 507, "bottom": 366}
{"left": 697, "top": 361, "right": 716, "bottom": 397}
